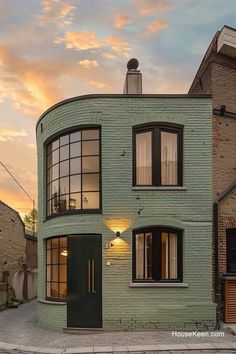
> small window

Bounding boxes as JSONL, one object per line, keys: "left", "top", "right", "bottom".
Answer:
{"left": 133, "top": 227, "right": 182, "bottom": 282}
{"left": 133, "top": 124, "right": 183, "bottom": 186}
{"left": 46, "top": 237, "right": 67, "bottom": 300}
{"left": 227, "top": 228, "right": 236, "bottom": 273}
{"left": 46, "top": 128, "right": 101, "bottom": 216}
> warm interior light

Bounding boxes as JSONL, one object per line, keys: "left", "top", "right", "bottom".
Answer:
{"left": 61, "top": 250, "right": 68, "bottom": 257}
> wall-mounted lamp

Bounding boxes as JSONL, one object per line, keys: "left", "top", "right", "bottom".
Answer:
{"left": 61, "top": 250, "right": 68, "bottom": 257}
{"left": 106, "top": 231, "right": 122, "bottom": 248}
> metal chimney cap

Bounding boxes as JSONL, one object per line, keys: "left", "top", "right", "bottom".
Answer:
{"left": 127, "top": 58, "right": 139, "bottom": 71}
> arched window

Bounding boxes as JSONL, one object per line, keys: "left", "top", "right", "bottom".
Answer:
{"left": 46, "top": 128, "right": 101, "bottom": 216}
{"left": 46, "top": 236, "right": 67, "bottom": 300}
{"left": 133, "top": 227, "right": 183, "bottom": 282}
{"left": 227, "top": 228, "right": 236, "bottom": 273}
{"left": 133, "top": 124, "right": 183, "bottom": 186}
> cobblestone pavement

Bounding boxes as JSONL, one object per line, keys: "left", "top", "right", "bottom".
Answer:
{"left": 0, "top": 300, "right": 235, "bottom": 350}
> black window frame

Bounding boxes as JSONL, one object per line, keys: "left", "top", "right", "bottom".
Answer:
{"left": 46, "top": 236, "right": 68, "bottom": 302}
{"left": 133, "top": 123, "right": 183, "bottom": 187}
{"left": 132, "top": 226, "right": 183, "bottom": 283}
{"left": 45, "top": 126, "right": 102, "bottom": 218}
{"left": 227, "top": 228, "right": 236, "bottom": 274}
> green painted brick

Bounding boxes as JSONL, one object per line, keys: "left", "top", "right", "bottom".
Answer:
{"left": 36, "top": 96, "right": 215, "bottom": 331}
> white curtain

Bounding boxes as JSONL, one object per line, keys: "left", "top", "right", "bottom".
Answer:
{"left": 161, "top": 132, "right": 177, "bottom": 185}
{"left": 136, "top": 131, "right": 152, "bottom": 185}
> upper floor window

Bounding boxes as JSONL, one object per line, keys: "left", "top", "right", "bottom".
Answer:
{"left": 133, "top": 124, "right": 183, "bottom": 186}
{"left": 46, "top": 128, "right": 100, "bottom": 216}
{"left": 227, "top": 228, "right": 236, "bottom": 273}
{"left": 133, "top": 227, "right": 183, "bottom": 282}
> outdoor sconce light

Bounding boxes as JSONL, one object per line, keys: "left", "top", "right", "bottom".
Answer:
{"left": 61, "top": 250, "right": 68, "bottom": 257}
{"left": 106, "top": 231, "right": 122, "bottom": 248}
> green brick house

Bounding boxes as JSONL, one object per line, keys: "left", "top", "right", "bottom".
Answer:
{"left": 36, "top": 63, "right": 215, "bottom": 331}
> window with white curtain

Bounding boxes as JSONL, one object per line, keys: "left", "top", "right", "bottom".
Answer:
{"left": 134, "top": 125, "right": 182, "bottom": 186}
{"left": 133, "top": 227, "right": 182, "bottom": 282}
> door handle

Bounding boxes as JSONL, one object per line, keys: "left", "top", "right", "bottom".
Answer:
{"left": 92, "top": 259, "right": 96, "bottom": 294}
{"left": 88, "top": 259, "right": 91, "bottom": 293}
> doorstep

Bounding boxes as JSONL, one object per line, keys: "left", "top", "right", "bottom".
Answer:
{"left": 0, "top": 341, "right": 236, "bottom": 353}
{"left": 63, "top": 327, "right": 104, "bottom": 335}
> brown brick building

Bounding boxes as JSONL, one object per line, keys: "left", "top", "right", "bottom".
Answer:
{"left": 189, "top": 25, "right": 236, "bottom": 324}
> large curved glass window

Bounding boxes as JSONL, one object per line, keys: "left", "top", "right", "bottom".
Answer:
{"left": 46, "top": 237, "right": 67, "bottom": 300}
{"left": 46, "top": 128, "right": 100, "bottom": 216}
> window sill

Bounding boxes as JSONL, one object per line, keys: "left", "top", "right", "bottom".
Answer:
{"left": 38, "top": 299, "right": 67, "bottom": 305}
{"left": 132, "top": 186, "right": 187, "bottom": 191}
{"left": 130, "top": 282, "right": 188, "bottom": 288}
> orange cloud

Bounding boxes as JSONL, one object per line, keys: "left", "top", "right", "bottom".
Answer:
{"left": 135, "top": 0, "right": 174, "bottom": 15}
{"left": 114, "top": 14, "right": 132, "bottom": 28}
{"left": 105, "top": 36, "right": 131, "bottom": 57}
{"left": 79, "top": 59, "right": 99, "bottom": 69}
{"left": 102, "top": 52, "right": 118, "bottom": 60}
{"left": 147, "top": 19, "right": 168, "bottom": 33}
{"left": 0, "top": 128, "right": 27, "bottom": 142}
{"left": 65, "top": 31, "right": 103, "bottom": 50}
{"left": 37, "top": 0, "right": 76, "bottom": 27}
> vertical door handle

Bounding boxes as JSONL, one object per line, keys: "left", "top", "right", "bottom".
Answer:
{"left": 92, "top": 259, "right": 96, "bottom": 293}
{"left": 88, "top": 259, "right": 91, "bottom": 293}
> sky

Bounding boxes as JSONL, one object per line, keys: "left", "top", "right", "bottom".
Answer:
{"left": 0, "top": 0, "right": 236, "bottom": 219}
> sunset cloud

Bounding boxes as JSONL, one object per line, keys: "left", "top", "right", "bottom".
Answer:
{"left": 65, "top": 31, "right": 103, "bottom": 50}
{"left": 37, "top": 0, "right": 76, "bottom": 27}
{"left": 0, "top": 128, "right": 28, "bottom": 142}
{"left": 147, "top": 19, "right": 169, "bottom": 33}
{"left": 102, "top": 52, "right": 118, "bottom": 60}
{"left": 105, "top": 36, "right": 131, "bottom": 57}
{"left": 114, "top": 14, "right": 132, "bottom": 28}
{"left": 79, "top": 59, "right": 99, "bottom": 68}
{"left": 135, "top": 0, "right": 174, "bottom": 15}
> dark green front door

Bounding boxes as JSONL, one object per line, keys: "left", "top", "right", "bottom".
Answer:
{"left": 67, "top": 234, "right": 102, "bottom": 328}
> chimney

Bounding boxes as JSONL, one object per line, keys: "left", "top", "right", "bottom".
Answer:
{"left": 123, "top": 58, "right": 142, "bottom": 94}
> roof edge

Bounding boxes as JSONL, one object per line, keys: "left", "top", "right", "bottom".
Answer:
{"left": 36, "top": 93, "right": 212, "bottom": 130}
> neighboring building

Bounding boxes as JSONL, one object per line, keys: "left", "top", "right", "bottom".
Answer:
{"left": 0, "top": 201, "right": 25, "bottom": 302}
{"left": 36, "top": 63, "right": 215, "bottom": 331}
{"left": 189, "top": 25, "right": 236, "bottom": 324}
{"left": 0, "top": 201, "right": 38, "bottom": 306}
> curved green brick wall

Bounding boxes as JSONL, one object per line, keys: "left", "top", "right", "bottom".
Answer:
{"left": 36, "top": 95, "right": 215, "bottom": 331}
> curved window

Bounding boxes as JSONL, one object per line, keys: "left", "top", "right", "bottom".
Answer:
{"left": 46, "top": 128, "right": 100, "bottom": 216}
{"left": 133, "top": 124, "right": 183, "bottom": 186}
{"left": 46, "top": 237, "right": 67, "bottom": 300}
{"left": 133, "top": 227, "right": 183, "bottom": 282}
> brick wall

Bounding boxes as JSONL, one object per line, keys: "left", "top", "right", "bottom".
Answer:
{"left": 0, "top": 201, "right": 26, "bottom": 296}
{"left": 36, "top": 95, "right": 215, "bottom": 331}
{"left": 25, "top": 235, "right": 38, "bottom": 270}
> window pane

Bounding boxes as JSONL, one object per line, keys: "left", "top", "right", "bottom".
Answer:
{"left": 161, "top": 232, "right": 168, "bottom": 279}
{"left": 82, "top": 156, "right": 99, "bottom": 173}
{"left": 170, "top": 233, "right": 177, "bottom": 279}
{"left": 52, "top": 149, "right": 59, "bottom": 165}
{"left": 51, "top": 283, "right": 59, "bottom": 297}
{"left": 46, "top": 239, "right": 51, "bottom": 250}
{"left": 82, "top": 129, "right": 99, "bottom": 140}
{"left": 52, "top": 197, "right": 60, "bottom": 214}
{"left": 51, "top": 265, "right": 58, "bottom": 281}
{"left": 47, "top": 266, "right": 51, "bottom": 281}
{"left": 52, "top": 164, "right": 59, "bottom": 181}
{"left": 47, "top": 200, "right": 51, "bottom": 216}
{"left": 60, "top": 160, "right": 69, "bottom": 177}
{"left": 60, "top": 177, "right": 69, "bottom": 195}
{"left": 60, "top": 237, "right": 67, "bottom": 248}
{"left": 161, "top": 131, "right": 178, "bottom": 185}
{"left": 70, "top": 175, "right": 81, "bottom": 193}
{"left": 136, "top": 131, "right": 152, "bottom": 185}
{"left": 82, "top": 141, "right": 99, "bottom": 156}
{"left": 59, "top": 283, "right": 67, "bottom": 298}
{"left": 69, "top": 193, "right": 81, "bottom": 210}
{"left": 60, "top": 134, "right": 69, "bottom": 146}
{"left": 71, "top": 142, "right": 81, "bottom": 158}
{"left": 82, "top": 174, "right": 99, "bottom": 191}
{"left": 52, "top": 248, "right": 59, "bottom": 264}
{"left": 60, "top": 194, "right": 69, "bottom": 212}
{"left": 82, "top": 192, "right": 99, "bottom": 209}
{"left": 70, "top": 131, "right": 81, "bottom": 142}
{"left": 47, "top": 282, "right": 51, "bottom": 297}
{"left": 136, "top": 234, "right": 144, "bottom": 279}
{"left": 52, "top": 139, "right": 59, "bottom": 151}
{"left": 51, "top": 238, "right": 59, "bottom": 248}
{"left": 60, "top": 248, "right": 68, "bottom": 263}
{"left": 47, "top": 153, "right": 52, "bottom": 168}
{"left": 145, "top": 233, "right": 153, "bottom": 279}
{"left": 60, "top": 145, "right": 69, "bottom": 161}
{"left": 51, "top": 180, "right": 59, "bottom": 198}
{"left": 60, "top": 265, "right": 67, "bottom": 282}
{"left": 47, "top": 249, "right": 51, "bottom": 264}
{"left": 47, "top": 143, "right": 52, "bottom": 155}
{"left": 70, "top": 157, "right": 81, "bottom": 175}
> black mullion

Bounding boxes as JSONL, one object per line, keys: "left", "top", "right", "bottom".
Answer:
{"left": 69, "top": 134, "right": 71, "bottom": 210}
{"left": 168, "top": 232, "right": 170, "bottom": 279}
{"left": 154, "top": 128, "right": 160, "bottom": 186}
{"left": 143, "top": 234, "right": 146, "bottom": 279}
{"left": 58, "top": 238, "right": 60, "bottom": 297}
{"left": 58, "top": 141, "right": 61, "bottom": 212}
{"left": 81, "top": 133, "right": 83, "bottom": 209}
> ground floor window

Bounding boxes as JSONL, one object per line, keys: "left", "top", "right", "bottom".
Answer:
{"left": 227, "top": 228, "right": 236, "bottom": 273}
{"left": 46, "top": 236, "right": 67, "bottom": 300}
{"left": 133, "top": 227, "right": 182, "bottom": 282}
